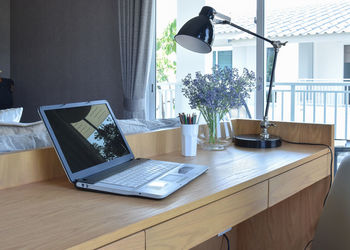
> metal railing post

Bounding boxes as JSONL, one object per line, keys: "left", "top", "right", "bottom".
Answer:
{"left": 290, "top": 83, "right": 295, "bottom": 121}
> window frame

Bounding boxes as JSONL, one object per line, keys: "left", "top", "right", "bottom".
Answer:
{"left": 212, "top": 47, "right": 233, "bottom": 68}
{"left": 151, "top": 0, "right": 266, "bottom": 120}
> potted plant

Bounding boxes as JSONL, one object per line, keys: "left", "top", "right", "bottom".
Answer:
{"left": 182, "top": 66, "right": 255, "bottom": 150}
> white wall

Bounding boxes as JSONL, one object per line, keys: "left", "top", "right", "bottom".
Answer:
{"left": 232, "top": 41, "right": 345, "bottom": 82}
{"left": 314, "top": 42, "right": 343, "bottom": 79}
{"left": 232, "top": 46, "right": 255, "bottom": 73}
{"left": 274, "top": 43, "right": 299, "bottom": 82}
{"left": 175, "top": 0, "right": 206, "bottom": 115}
{"left": 299, "top": 42, "right": 314, "bottom": 79}
{"left": 231, "top": 43, "right": 299, "bottom": 82}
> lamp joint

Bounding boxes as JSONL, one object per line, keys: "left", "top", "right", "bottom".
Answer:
{"left": 272, "top": 41, "right": 288, "bottom": 50}
{"left": 260, "top": 117, "right": 276, "bottom": 140}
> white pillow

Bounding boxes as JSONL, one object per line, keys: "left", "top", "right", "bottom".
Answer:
{"left": 0, "top": 107, "right": 23, "bottom": 122}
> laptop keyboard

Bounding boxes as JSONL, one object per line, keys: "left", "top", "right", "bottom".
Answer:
{"left": 100, "top": 161, "right": 179, "bottom": 188}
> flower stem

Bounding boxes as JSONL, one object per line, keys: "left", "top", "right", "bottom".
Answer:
{"left": 208, "top": 112, "right": 217, "bottom": 144}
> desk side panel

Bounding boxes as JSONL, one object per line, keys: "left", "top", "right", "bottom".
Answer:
{"left": 233, "top": 119, "right": 334, "bottom": 147}
{"left": 0, "top": 147, "right": 64, "bottom": 190}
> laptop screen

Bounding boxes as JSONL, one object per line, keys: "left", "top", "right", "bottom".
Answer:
{"left": 43, "top": 103, "right": 131, "bottom": 174}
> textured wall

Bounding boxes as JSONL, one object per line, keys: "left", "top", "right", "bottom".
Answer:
{"left": 0, "top": 0, "right": 10, "bottom": 78}
{"left": 11, "top": 0, "right": 124, "bottom": 121}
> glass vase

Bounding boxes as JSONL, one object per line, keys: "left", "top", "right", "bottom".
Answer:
{"left": 200, "top": 111, "right": 229, "bottom": 151}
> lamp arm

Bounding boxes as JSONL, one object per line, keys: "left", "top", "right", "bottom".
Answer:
{"left": 215, "top": 11, "right": 231, "bottom": 22}
{"left": 218, "top": 19, "right": 286, "bottom": 117}
{"left": 217, "top": 20, "right": 288, "bottom": 50}
{"left": 219, "top": 20, "right": 274, "bottom": 46}
{"left": 264, "top": 47, "right": 278, "bottom": 119}
{"left": 216, "top": 16, "right": 287, "bottom": 140}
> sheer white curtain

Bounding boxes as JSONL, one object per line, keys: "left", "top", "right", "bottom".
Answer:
{"left": 115, "top": 0, "right": 154, "bottom": 119}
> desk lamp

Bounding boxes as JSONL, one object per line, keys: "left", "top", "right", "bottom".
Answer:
{"left": 175, "top": 6, "right": 287, "bottom": 148}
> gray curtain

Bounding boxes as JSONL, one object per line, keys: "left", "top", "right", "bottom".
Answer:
{"left": 116, "top": 0, "right": 154, "bottom": 119}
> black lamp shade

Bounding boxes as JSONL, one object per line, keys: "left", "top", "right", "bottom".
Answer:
{"left": 174, "top": 15, "right": 214, "bottom": 53}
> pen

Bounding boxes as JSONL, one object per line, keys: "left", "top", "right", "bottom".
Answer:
{"left": 179, "top": 113, "right": 198, "bottom": 124}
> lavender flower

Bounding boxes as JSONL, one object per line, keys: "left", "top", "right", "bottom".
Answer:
{"left": 182, "top": 65, "right": 255, "bottom": 122}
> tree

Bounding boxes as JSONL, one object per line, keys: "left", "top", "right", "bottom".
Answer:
{"left": 92, "top": 117, "right": 128, "bottom": 160}
{"left": 156, "top": 19, "right": 177, "bottom": 83}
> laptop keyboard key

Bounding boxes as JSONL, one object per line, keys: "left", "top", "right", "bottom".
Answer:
{"left": 100, "top": 161, "right": 179, "bottom": 188}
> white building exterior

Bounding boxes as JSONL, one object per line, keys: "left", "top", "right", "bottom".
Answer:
{"left": 166, "top": 0, "right": 350, "bottom": 123}
{"left": 212, "top": 0, "right": 350, "bottom": 81}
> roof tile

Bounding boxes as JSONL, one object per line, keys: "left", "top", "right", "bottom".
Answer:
{"left": 216, "top": 0, "right": 350, "bottom": 40}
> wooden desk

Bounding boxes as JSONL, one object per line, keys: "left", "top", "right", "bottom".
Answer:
{"left": 0, "top": 120, "right": 333, "bottom": 250}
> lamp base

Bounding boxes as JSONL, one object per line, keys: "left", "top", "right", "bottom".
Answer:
{"left": 234, "top": 134, "right": 282, "bottom": 148}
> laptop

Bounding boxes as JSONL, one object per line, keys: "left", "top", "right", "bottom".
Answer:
{"left": 38, "top": 100, "right": 207, "bottom": 199}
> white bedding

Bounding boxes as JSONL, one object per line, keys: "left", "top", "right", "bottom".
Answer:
{"left": 0, "top": 121, "right": 51, "bottom": 153}
{"left": 0, "top": 118, "right": 180, "bottom": 153}
{"left": 0, "top": 108, "right": 23, "bottom": 123}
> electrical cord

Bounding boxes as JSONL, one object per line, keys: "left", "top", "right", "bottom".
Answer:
{"left": 303, "top": 239, "right": 313, "bottom": 250}
{"left": 223, "top": 233, "right": 230, "bottom": 250}
{"left": 281, "top": 139, "right": 333, "bottom": 250}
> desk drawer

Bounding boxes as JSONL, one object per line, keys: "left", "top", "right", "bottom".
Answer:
{"left": 98, "top": 231, "right": 145, "bottom": 250}
{"left": 269, "top": 154, "right": 330, "bottom": 207}
{"left": 146, "top": 181, "right": 268, "bottom": 250}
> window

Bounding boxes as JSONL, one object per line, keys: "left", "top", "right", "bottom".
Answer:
{"left": 154, "top": 0, "right": 350, "bottom": 140}
{"left": 155, "top": 0, "right": 177, "bottom": 119}
{"left": 213, "top": 50, "right": 233, "bottom": 68}
{"left": 344, "top": 45, "right": 350, "bottom": 79}
{"left": 155, "top": 0, "right": 257, "bottom": 120}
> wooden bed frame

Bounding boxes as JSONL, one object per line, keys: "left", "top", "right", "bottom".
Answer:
{"left": 0, "top": 119, "right": 334, "bottom": 190}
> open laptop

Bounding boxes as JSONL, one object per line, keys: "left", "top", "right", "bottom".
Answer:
{"left": 38, "top": 100, "right": 207, "bottom": 199}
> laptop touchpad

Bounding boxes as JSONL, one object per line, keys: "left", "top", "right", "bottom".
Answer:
{"left": 178, "top": 166, "right": 193, "bottom": 174}
{"left": 161, "top": 174, "right": 183, "bottom": 182}
{"left": 148, "top": 181, "right": 167, "bottom": 189}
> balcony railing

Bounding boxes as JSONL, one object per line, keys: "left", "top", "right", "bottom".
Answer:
{"left": 271, "top": 79, "right": 350, "bottom": 139}
{"left": 156, "top": 81, "right": 252, "bottom": 119}
{"left": 156, "top": 79, "right": 350, "bottom": 139}
{"left": 156, "top": 82, "right": 176, "bottom": 119}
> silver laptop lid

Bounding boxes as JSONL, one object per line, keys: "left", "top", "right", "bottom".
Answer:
{"left": 39, "top": 100, "right": 134, "bottom": 183}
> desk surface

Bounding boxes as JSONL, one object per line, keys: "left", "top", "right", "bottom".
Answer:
{"left": 0, "top": 142, "right": 329, "bottom": 249}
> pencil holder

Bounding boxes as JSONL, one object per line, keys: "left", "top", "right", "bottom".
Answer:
{"left": 181, "top": 124, "right": 199, "bottom": 156}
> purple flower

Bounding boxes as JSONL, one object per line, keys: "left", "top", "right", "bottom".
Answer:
{"left": 182, "top": 65, "right": 255, "bottom": 120}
